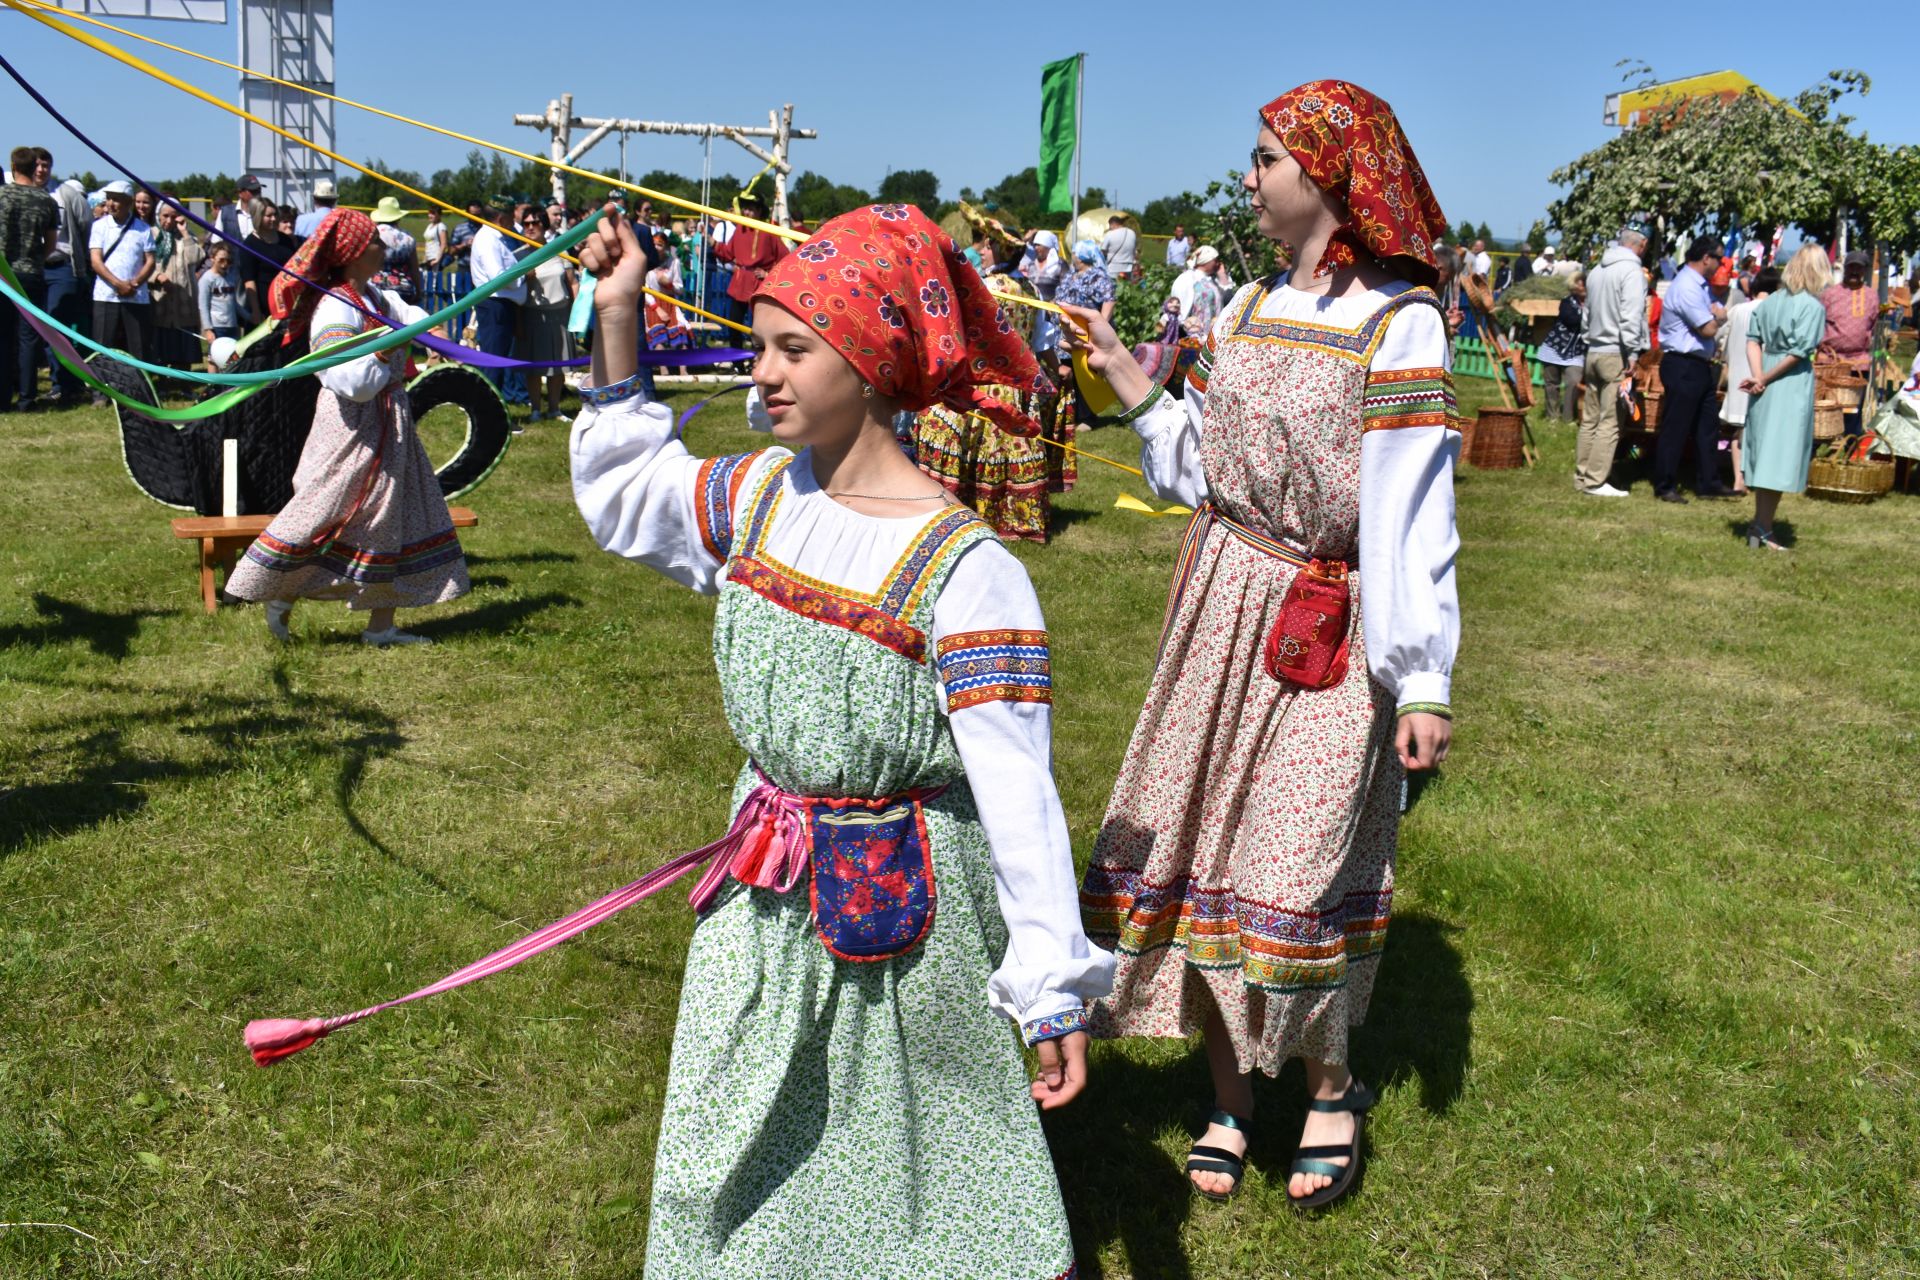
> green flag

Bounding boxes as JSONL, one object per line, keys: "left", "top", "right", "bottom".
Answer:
{"left": 1038, "top": 55, "right": 1080, "bottom": 216}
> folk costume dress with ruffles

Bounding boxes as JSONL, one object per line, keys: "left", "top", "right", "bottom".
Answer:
{"left": 222, "top": 284, "right": 471, "bottom": 609}
{"left": 1080, "top": 275, "right": 1459, "bottom": 1074}
{"left": 572, "top": 203, "right": 1110, "bottom": 1279}
{"left": 1080, "top": 80, "right": 1460, "bottom": 1076}
{"left": 910, "top": 270, "right": 1056, "bottom": 542}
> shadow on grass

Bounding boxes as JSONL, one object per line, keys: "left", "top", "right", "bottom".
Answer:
{"left": 0, "top": 681, "right": 405, "bottom": 857}
{"left": 0, "top": 592, "right": 169, "bottom": 659}
{"left": 1351, "top": 913, "right": 1473, "bottom": 1115}
{"left": 407, "top": 591, "right": 583, "bottom": 642}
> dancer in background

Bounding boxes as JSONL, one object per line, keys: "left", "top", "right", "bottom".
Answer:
{"left": 909, "top": 203, "right": 1056, "bottom": 541}
{"left": 571, "top": 203, "right": 1110, "bottom": 1279}
{"left": 223, "top": 209, "right": 469, "bottom": 645}
{"left": 1071, "top": 79, "right": 1459, "bottom": 1211}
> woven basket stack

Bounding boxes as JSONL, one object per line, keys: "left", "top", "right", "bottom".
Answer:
{"left": 1807, "top": 455, "right": 1894, "bottom": 503}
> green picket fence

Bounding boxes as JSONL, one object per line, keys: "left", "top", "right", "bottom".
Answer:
{"left": 1455, "top": 337, "right": 1545, "bottom": 388}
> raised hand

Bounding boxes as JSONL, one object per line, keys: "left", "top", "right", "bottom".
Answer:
{"left": 578, "top": 203, "right": 648, "bottom": 316}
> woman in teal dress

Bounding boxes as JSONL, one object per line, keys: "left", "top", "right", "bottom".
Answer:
{"left": 1741, "top": 245, "right": 1831, "bottom": 551}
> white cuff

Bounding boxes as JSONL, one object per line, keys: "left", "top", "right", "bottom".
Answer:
{"left": 1395, "top": 671, "right": 1452, "bottom": 708}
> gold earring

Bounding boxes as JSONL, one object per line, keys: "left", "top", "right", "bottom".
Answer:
{"left": 861, "top": 384, "right": 875, "bottom": 400}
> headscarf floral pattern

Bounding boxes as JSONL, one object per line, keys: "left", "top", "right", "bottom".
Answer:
{"left": 1259, "top": 80, "right": 1447, "bottom": 288}
{"left": 269, "top": 207, "right": 378, "bottom": 340}
{"left": 756, "top": 204, "right": 1043, "bottom": 435}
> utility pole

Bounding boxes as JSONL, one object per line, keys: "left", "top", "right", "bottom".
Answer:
{"left": 512, "top": 99, "right": 816, "bottom": 224}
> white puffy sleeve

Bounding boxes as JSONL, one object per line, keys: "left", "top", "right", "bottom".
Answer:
{"left": 1358, "top": 299, "right": 1461, "bottom": 711}
{"left": 930, "top": 540, "right": 1115, "bottom": 1042}
{"left": 1128, "top": 281, "right": 1259, "bottom": 507}
{"left": 311, "top": 295, "right": 396, "bottom": 403}
{"left": 569, "top": 385, "right": 787, "bottom": 593}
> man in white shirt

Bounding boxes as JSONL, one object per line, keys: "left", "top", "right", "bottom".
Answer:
{"left": 470, "top": 200, "right": 530, "bottom": 405}
{"left": 1102, "top": 215, "right": 1139, "bottom": 281}
{"left": 1532, "top": 245, "right": 1557, "bottom": 276}
{"left": 1469, "top": 238, "right": 1492, "bottom": 279}
{"left": 87, "top": 180, "right": 155, "bottom": 361}
{"left": 215, "top": 174, "right": 261, "bottom": 249}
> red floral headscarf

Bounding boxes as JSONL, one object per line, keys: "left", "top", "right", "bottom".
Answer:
{"left": 754, "top": 204, "right": 1043, "bottom": 435}
{"left": 1259, "top": 80, "right": 1447, "bottom": 288}
{"left": 269, "top": 207, "right": 378, "bottom": 340}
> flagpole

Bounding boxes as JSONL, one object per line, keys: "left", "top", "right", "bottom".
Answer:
{"left": 1071, "top": 52, "right": 1083, "bottom": 238}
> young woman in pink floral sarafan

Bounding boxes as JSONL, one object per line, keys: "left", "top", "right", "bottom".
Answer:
{"left": 1065, "top": 80, "right": 1461, "bottom": 1211}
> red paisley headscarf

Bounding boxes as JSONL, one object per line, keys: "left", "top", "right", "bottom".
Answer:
{"left": 269, "top": 207, "right": 378, "bottom": 341}
{"left": 754, "top": 204, "right": 1043, "bottom": 436}
{"left": 1259, "top": 80, "right": 1447, "bottom": 288}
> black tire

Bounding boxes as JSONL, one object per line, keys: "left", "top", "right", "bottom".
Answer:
{"left": 405, "top": 364, "right": 513, "bottom": 499}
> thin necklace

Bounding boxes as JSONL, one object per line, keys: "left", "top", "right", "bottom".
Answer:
{"left": 826, "top": 490, "right": 948, "bottom": 501}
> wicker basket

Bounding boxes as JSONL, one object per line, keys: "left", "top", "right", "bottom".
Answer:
{"left": 1468, "top": 407, "right": 1527, "bottom": 470}
{"left": 1806, "top": 455, "right": 1894, "bottom": 503}
{"left": 1813, "top": 399, "right": 1845, "bottom": 441}
{"left": 1818, "top": 367, "right": 1867, "bottom": 409}
{"left": 1450, "top": 412, "right": 1473, "bottom": 461}
{"left": 1641, "top": 391, "right": 1664, "bottom": 431}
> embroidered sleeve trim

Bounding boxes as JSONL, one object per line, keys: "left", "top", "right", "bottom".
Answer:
{"left": 1022, "top": 1007, "right": 1089, "bottom": 1045}
{"left": 1396, "top": 700, "right": 1452, "bottom": 720}
{"left": 1185, "top": 332, "right": 1216, "bottom": 395}
{"left": 580, "top": 374, "right": 643, "bottom": 408}
{"left": 936, "top": 628, "right": 1052, "bottom": 712}
{"left": 1361, "top": 365, "right": 1456, "bottom": 431}
{"left": 692, "top": 450, "right": 764, "bottom": 563}
{"left": 312, "top": 324, "right": 362, "bottom": 350}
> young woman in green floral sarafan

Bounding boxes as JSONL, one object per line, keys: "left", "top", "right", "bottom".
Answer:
{"left": 570, "top": 203, "right": 1112, "bottom": 1280}
{"left": 1066, "top": 80, "right": 1460, "bottom": 1211}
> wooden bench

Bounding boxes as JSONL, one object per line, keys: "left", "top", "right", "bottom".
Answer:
{"left": 171, "top": 508, "right": 478, "bottom": 614}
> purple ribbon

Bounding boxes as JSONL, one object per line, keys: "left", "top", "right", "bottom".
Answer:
{"left": 0, "top": 49, "right": 748, "bottom": 372}
{"left": 675, "top": 382, "right": 755, "bottom": 433}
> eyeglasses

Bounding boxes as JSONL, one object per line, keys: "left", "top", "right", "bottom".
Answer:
{"left": 1249, "top": 149, "right": 1283, "bottom": 174}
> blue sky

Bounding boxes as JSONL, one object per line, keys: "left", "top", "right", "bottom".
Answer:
{"left": 4, "top": 0, "right": 1914, "bottom": 241}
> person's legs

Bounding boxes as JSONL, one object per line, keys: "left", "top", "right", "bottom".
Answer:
{"left": 119, "top": 302, "right": 149, "bottom": 363}
{"left": 0, "top": 293, "right": 17, "bottom": 412}
{"left": 1690, "top": 372, "right": 1725, "bottom": 493}
{"left": 473, "top": 297, "right": 509, "bottom": 397}
{"left": 1728, "top": 425, "right": 1747, "bottom": 493}
{"left": 1288, "top": 1057, "right": 1359, "bottom": 1200}
{"left": 15, "top": 276, "right": 49, "bottom": 409}
{"left": 1188, "top": 1005, "right": 1253, "bottom": 1197}
{"left": 1562, "top": 367, "right": 1582, "bottom": 422}
{"left": 1539, "top": 363, "right": 1560, "bottom": 420}
{"left": 1653, "top": 353, "right": 1707, "bottom": 496}
{"left": 1750, "top": 488, "right": 1786, "bottom": 549}
{"left": 41, "top": 262, "right": 85, "bottom": 400}
{"left": 1574, "top": 350, "right": 1624, "bottom": 489}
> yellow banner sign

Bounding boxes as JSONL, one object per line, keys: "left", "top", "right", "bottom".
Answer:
{"left": 1603, "top": 71, "right": 1781, "bottom": 127}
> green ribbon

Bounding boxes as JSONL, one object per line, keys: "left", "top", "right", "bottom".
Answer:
{"left": 0, "top": 210, "right": 606, "bottom": 421}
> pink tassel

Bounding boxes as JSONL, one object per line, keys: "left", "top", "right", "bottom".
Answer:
{"left": 244, "top": 1018, "right": 330, "bottom": 1067}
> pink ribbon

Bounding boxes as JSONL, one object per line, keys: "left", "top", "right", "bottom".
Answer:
{"left": 245, "top": 776, "right": 813, "bottom": 1066}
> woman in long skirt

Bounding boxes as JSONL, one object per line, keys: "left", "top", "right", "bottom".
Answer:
{"left": 224, "top": 209, "right": 469, "bottom": 645}
{"left": 1066, "top": 80, "right": 1460, "bottom": 1210}
{"left": 572, "top": 204, "right": 1111, "bottom": 1277}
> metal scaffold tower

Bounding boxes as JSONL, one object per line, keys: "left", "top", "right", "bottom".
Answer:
{"left": 237, "top": 0, "right": 335, "bottom": 208}
{"left": 512, "top": 96, "right": 816, "bottom": 224}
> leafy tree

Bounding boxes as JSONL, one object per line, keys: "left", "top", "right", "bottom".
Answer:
{"left": 1547, "top": 69, "right": 1919, "bottom": 253}
{"left": 787, "top": 171, "right": 872, "bottom": 224}
{"left": 1524, "top": 219, "right": 1549, "bottom": 251}
{"left": 1141, "top": 194, "right": 1205, "bottom": 236}
{"left": 1454, "top": 219, "right": 1477, "bottom": 245}
{"left": 878, "top": 168, "right": 939, "bottom": 208}
{"left": 981, "top": 167, "right": 1041, "bottom": 225}
{"left": 1474, "top": 221, "right": 1494, "bottom": 244}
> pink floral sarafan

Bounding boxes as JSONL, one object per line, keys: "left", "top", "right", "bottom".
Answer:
{"left": 1260, "top": 80, "right": 1447, "bottom": 288}
{"left": 755, "top": 204, "right": 1044, "bottom": 436}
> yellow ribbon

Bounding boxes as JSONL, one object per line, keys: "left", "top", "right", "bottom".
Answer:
{"left": 10, "top": 0, "right": 801, "bottom": 246}
{"left": 1114, "top": 493, "right": 1192, "bottom": 516}
{"left": 3, "top": 0, "right": 752, "bottom": 336}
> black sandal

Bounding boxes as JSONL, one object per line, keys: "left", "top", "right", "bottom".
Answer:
{"left": 1185, "top": 1109, "right": 1251, "bottom": 1203}
{"left": 1288, "top": 1080, "right": 1377, "bottom": 1211}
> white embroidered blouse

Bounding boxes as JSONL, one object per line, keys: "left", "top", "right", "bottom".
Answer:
{"left": 309, "top": 287, "right": 429, "bottom": 404}
{"left": 1128, "top": 277, "right": 1461, "bottom": 710}
{"left": 570, "top": 392, "right": 1115, "bottom": 1040}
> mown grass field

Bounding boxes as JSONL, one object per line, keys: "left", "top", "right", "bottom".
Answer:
{"left": 2, "top": 375, "right": 1917, "bottom": 1278}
